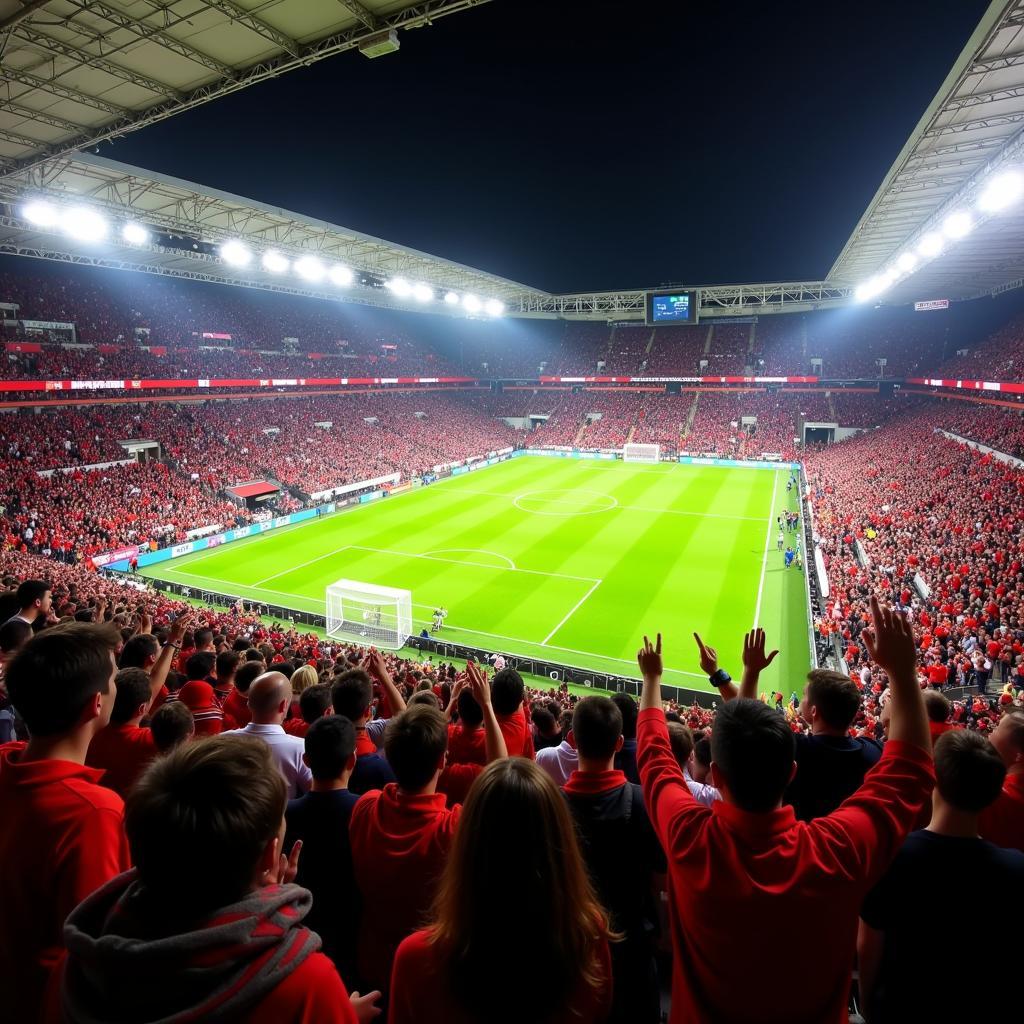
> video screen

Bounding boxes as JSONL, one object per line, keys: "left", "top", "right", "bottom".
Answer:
{"left": 646, "top": 289, "right": 699, "bottom": 325}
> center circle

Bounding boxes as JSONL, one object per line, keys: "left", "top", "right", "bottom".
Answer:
{"left": 513, "top": 489, "right": 618, "bottom": 516}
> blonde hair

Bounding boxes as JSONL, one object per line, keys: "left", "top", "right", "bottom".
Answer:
{"left": 290, "top": 664, "right": 318, "bottom": 694}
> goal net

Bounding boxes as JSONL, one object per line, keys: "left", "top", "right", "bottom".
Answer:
{"left": 325, "top": 579, "right": 412, "bottom": 651}
{"left": 622, "top": 442, "right": 660, "bottom": 464}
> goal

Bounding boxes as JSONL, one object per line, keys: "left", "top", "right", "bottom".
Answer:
{"left": 622, "top": 442, "right": 660, "bottom": 464}
{"left": 325, "top": 579, "right": 412, "bottom": 650}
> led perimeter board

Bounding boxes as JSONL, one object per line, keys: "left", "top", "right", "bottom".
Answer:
{"left": 645, "top": 289, "right": 700, "bottom": 326}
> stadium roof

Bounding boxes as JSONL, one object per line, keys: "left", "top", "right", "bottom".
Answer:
{"left": 829, "top": 0, "right": 1024, "bottom": 303}
{"left": 0, "top": 0, "right": 490, "bottom": 173}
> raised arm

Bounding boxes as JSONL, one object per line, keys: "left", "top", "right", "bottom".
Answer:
{"left": 640, "top": 633, "right": 665, "bottom": 713}
{"left": 466, "top": 661, "right": 507, "bottom": 762}
{"left": 368, "top": 649, "right": 407, "bottom": 714}
{"left": 862, "top": 595, "right": 929, "bottom": 752}
{"left": 739, "top": 627, "right": 779, "bottom": 700}
{"left": 694, "top": 632, "right": 738, "bottom": 700}
{"left": 148, "top": 613, "right": 190, "bottom": 704}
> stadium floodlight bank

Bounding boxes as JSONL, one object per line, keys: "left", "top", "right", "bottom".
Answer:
{"left": 623, "top": 443, "right": 660, "bottom": 464}
{"left": 326, "top": 579, "right": 412, "bottom": 650}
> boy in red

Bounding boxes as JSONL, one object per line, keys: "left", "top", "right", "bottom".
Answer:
{"left": 636, "top": 605, "right": 934, "bottom": 1024}
{"left": 349, "top": 703, "right": 461, "bottom": 995}
{"left": 176, "top": 651, "right": 224, "bottom": 736}
{"left": 53, "top": 735, "right": 378, "bottom": 1023}
{"left": 0, "top": 622, "right": 131, "bottom": 1024}
{"left": 86, "top": 667, "right": 159, "bottom": 798}
{"left": 979, "top": 709, "right": 1024, "bottom": 851}
{"left": 490, "top": 666, "right": 535, "bottom": 758}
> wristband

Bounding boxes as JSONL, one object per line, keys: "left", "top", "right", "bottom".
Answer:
{"left": 709, "top": 668, "right": 732, "bottom": 688}
{"left": 164, "top": 642, "right": 182, "bottom": 651}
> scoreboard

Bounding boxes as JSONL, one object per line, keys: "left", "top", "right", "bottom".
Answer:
{"left": 645, "top": 289, "right": 699, "bottom": 326}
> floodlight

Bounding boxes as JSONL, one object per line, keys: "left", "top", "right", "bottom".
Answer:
{"left": 854, "top": 281, "right": 874, "bottom": 303}
{"left": 387, "top": 277, "right": 412, "bottom": 297}
{"left": 444, "top": 291, "right": 460, "bottom": 305}
{"left": 917, "top": 232, "right": 944, "bottom": 258}
{"left": 122, "top": 223, "right": 149, "bottom": 245}
{"left": 978, "top": 169, "right": 1024, "bottom": 213}
{"left": 943, "top": 211, "right": 972, "bottom": 239}
{"left": 896, "top": 252, "right": 917, "bottom": 273}
{"left": 219, "top": 240, "right": 252, "bottom": 266}
{"left": 412, "top": 282, "right": 433, "bottom": 302}
{"left": 262, "top": 250, "right": 289, "bottom": 274}
{"left": 484, "top": 298, "right": 505, "bottom": 316}
{"left": 295, "top": 255, "right": 325, "bottom": 282}
{"left": 62, "top": 207, "right": 108, "bottom": 242}
{"left": 329, "top": 265, "right": 354, "bottom": 287}
{"left": 462, "top": 293, "right": 482, "bottom": 313}
{"left": 882, "top": 266, "right": 898, "bottom": 285}
{"left": 23, "top": 201, "right": 57, "bottom": 227}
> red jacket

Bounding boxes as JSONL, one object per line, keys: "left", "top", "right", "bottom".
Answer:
{"left": 979, "top": 771, "right": 1024, "bottom": 852}
{"left": 637, "top": 708, "right": 934, "bottom": 1024}
{"left": 177, "top": 680, "right": 224, "bottom": 736}
{"left": 85, "top": 722, "right": 158, "bottom": 798}
{"left": 497, "top": 707, "right": 535, "bottom": 759}
{"left": 447, "top": 722, "right": 485, "bottom": 765}
{"left": 0, "top": 742, "right": 131, "bottom": 1024}
{"left": 349, "top": 784, "right": 460, "bottom": 993}
{"left": 223, "top": 687, "right": 251, "bottom": 729}
{"left": 389, "top": 927, "right": 612, "bottom": 1024}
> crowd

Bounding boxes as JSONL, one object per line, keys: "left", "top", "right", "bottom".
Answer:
{"left": 1, "top": 547, "right": 1022, "bottom": 1023}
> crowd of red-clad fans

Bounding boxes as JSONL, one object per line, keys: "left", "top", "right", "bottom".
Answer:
{"left": 0, "top": 543, "right": 1022, "bottom": 1023}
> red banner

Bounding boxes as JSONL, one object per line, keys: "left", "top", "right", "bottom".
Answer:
{"left": 4, "top": 342, "right": 41, "bottom": 353}
{"left": 906, "top": 377, "right": 1024, "bottom": 394}
{"left": 0, "top": 375, "right": 479, "bottom": 393}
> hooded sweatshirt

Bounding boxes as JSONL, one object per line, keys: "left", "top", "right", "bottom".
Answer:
{"left": 349, "top": 783, "right": 460, "bottom": 992}
{"left": 57, "top": 870, "right": 356, "bottom": 1024}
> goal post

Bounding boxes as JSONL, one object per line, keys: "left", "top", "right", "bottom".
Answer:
{"left": 325, "top": 579, "right": 412, "bottom": 651}
{"left": 622, "top": 442, "right": 660, "bottom": 464}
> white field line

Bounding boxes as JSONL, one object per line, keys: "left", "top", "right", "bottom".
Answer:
{"left": 253, "top": 545, "right": 353, "bottom": 586}
{"left": 156, "top": 566, "right": 709, "bottom": 679}
{"left": 422, "top": 548, "right": 516, "bottom": 569}
{"left": 346, "top": 545, "right": 599, "bottom": 582}
{"left": 541, "top": 579, "right": 603, "bottom": 645}
{"left": 752, "top": 471, "right": 780, "bottom": 628}
{"left": 444, "top": 486, "right": 764, "bottom": 522}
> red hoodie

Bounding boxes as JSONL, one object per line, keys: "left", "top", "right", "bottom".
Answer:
{"left": 0, "top": 742, "right": 131, "bottom": 1024}
{"left": 349, "top": 783, "right": 461, "bottom": 992}
{"left": 85, "top": 722, "right": 158, "bottom": 798}
{"left": 979, "top": 771, "right": 1024, "bottom": 852}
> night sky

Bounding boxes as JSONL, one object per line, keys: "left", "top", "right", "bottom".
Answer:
{"left": 103, "top": 0, "right": 991, "bottom": 294}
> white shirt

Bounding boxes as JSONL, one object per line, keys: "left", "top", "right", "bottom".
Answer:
{"left": 684, "top": 769, "right": 721, "bottom": 807}
{"left": 536, "top": 740, "right": 578, "bottom": 787}
{"left": 230, "top": 723, "right": 312, "bottom": 799}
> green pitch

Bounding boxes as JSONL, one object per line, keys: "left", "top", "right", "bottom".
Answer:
{"left": 141, "top": 458, "right": 811, "bottom": 693}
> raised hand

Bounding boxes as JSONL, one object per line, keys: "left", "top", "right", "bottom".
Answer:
{"left": 693, "top": 633, "right": 718, "bottom": 676}
{"left": 742, "top": 628, "right": 779, "bottom": 675}
{"left": 270, "top": 839, "right": 302, "bottom": 886}
{"left": 168, "top": 612, "right": 191, "bottom": 645}
{"left": 862, "top": 595, "right": 916, "bottom": 684}
{"left": 466, "top": 660, "right": 492, "bottom": 707}
{"left": 637, "top": 633, "right": 663, "bottom": 681}
{"left": 349, "top": 990, "right": 383, "bottom": 1024}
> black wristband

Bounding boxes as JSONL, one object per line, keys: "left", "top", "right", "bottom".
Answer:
{"left": 709, "top": 668, "right": 732, "bottom": 688}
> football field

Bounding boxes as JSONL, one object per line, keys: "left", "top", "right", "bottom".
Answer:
{"left": 141, "top": 457, "right": 811, "bottom": 692}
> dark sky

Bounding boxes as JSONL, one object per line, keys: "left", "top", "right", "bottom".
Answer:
{"left": 103, "top": 0, "right": 991, "bottom": 293}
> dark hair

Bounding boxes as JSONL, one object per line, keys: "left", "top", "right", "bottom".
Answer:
{"left": 571, "top": 696, "right": 623, "bottom": 760}
{"left": 0, "top": 617, "right": 32, "bottom": 655}
{"left": 427, "top": 759, "right": 611, "bottom": 1020}
{"left": 232, "top": 637, "right": 250, "bottom": 652}
{"left": 711, "top": 698, "right": 796, "bottom": 812}
{"left": 933, "top": 730, "right": 1006, "bottom": 812}
{"left": 332, "top": 668, "right": 373, "bottom": 720}
{"left": 276, "top": 661, "right": 296, "bottom": 680}
{"left": 185, "top": 651, "right": 216, "bottom": 681}
{"left": 805, "top": 669, "right": 861, "bottom": 731}
{"left": 456, "top": 687, "right": 484, "bottom": 727}
{"left": 149, "top": 702, "right": 193, "bottom": 754}
{"left": 244, "top": 647, "right": 265, "bottom": 663}
{"left": 193, "top": 628, "right": 213, "bottom": 649}
{"left": 119, "top": 632, "right": 159, "bottom": 669}
{"left": 299, "top": 683, "right": 333, "bottom": 725}
{"left": 216, "top": 650, "right": 240, "bottom": 680}
{"left": 693, "top": 735, "right": 712, "bottom": 770}
{"left": 384, "top": 705, "right": 448, "bottom": 790}
{"left": 6, "top": 622, "right": 120, "bottom": 737}
{"left": 234, "top": 660, "right": 263, "bottom": 694}
{"left": 127, "top": 736, "right": 286, "bottom": 912}
{"left": 16, "top": 579, "right": 49, "bottom": 609}
{"left": 409, "top": 690, "right": 441, "bottom": 709}
{"left": 667, "top": 722, "right": 695, "bottom": 767}
{"left": 610, "top": 693, "right": 638, "bottom": 740}
{"left": 531, "top": 707, "right": 558, "bottom": 737}
{"left": 304, "top": 715, "right": 356, "bottom": 781}
{"left": 923, "top": 689, "right": 951, "bottom": 724}
{"left": 110, "top": 667, "right": 153, "bottom": 724}
{"left": 490, "top": 667, "right": 525, "bottom": 715}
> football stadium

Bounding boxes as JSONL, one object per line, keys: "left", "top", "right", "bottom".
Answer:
{"left": 2, "top": 2, "right": 1024, "bottom": 1023}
